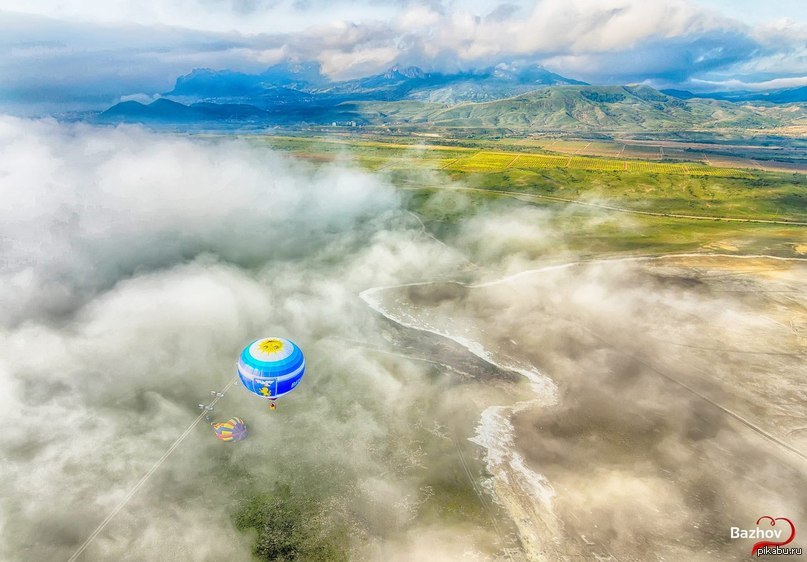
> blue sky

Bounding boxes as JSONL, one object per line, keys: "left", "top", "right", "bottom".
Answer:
{"left": 0, "top": 0, "right": 804, "bottom": 113}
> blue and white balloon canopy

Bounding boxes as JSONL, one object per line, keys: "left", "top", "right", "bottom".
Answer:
{"left": 237, "top": 337, "right": 305, "bottom": 401}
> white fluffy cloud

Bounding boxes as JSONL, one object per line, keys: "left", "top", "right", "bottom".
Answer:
{"left": 0, "top": 116, "right": 402, "bottom": 325}
{"left": 0, "top": 0, "right": 398, "bottom": 34}
{"left": 0, "top": 117, "right": 478, "bottom": 560}
{"left": 1, "top": 0, "right": 805, "bottom": 111}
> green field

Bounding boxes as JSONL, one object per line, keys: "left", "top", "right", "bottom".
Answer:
{"left": 256, "top": 135, "right": 768, "bottom": 178}
{"left": 249, "top": 134, "right": 807, "bottom": 258}
{"left": 404, "top": 187, "right": 806, "bottom": 259}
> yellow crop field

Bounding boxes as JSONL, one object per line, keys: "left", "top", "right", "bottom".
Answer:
{"left": 306, "top": 140, "right": 756, "bottom": 179}
{"left": 625, "top": 160, "right": 688, "bottom": 174}
{"left": 568, "top": 157, "right": 625, "bottom": 172}
{"left": 447, "top": 151, "right": 516, "bottom": 171}
{"left": 510, "top": 154, "right": 570, "bottom": 169}
{"left": 687, "top": 166, "right": 753, "bottom": 178}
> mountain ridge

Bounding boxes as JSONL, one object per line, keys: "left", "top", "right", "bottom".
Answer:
{"left": 662, "top": 86, "right": 807, "bottom": 104}
{"left": 99, "top": 84, "right": 807, "bottom": 132}
{"left": 414, "top": 85, "right": 807, "bottom": 131}
{"left": 165, "top": 61, "right": 587, "bottom": 106}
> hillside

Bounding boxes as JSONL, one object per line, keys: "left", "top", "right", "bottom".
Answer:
{"left": 401, "top": 85, "right": 807, "bottom": 132}
{"left": 99, "top": 98, "right": 270, "bottom": 123}
{"left": 98, "top": 98, "right": 366, "bottom": 125}
{"left": 663, "top": 86, "right": 807, "bottom": 104}
{"left": 98, "top": 85, "right": 807, "bottom": 133}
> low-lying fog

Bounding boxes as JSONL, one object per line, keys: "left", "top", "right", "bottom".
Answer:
{"left": 1, "top": 117, "right": 804, "bottom": 561}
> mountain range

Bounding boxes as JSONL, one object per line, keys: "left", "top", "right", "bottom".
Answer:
{"left": 163, "top": 61, "right": 586, "bottom": 106}
{"left": 662, "top": 86, "right": 807, "bottom": 104}
{"left": 355, "top": 85, "right": 807, "bottom": 132}
{"left": 98, "top": 62, "right": 807, "bottom": 132}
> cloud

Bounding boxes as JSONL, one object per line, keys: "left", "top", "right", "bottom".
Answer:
{"left": 368, "top": 253, "right": 807, "bottom": 559}
{"left": 2, "top": 0, "right": 805, "bottom": 111}
{"left": 2, "top": 114, "right": 805, "bottom": 560}
{"left": 0, "top": 116, "right": 402, "bottom": 326}
{"left": 301, "top": 0, "right": 760, "bottom": 80}
{"left": 0, "top": 0, "right": 399, "bottom": 34}
{"left": 454, "top": 205, "right": 563, "bottom": 265}
{"left": 687, "top": 75, "right": 807, "bottom": 91}
{"left": 2, "top": 116, "right": 531, "bottom": 560}
{"left": 0, "top": 12, "right": 277, "bottom": 113}
{"left": 541, "top": 31, "right": 760, "bottom": 84}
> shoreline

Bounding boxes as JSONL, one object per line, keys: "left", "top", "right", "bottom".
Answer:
{"left": 361, "top": 281, "right": 562, "bottom": 560}
{"left": 360, "top": 252, "right": 807, "bottom": 560}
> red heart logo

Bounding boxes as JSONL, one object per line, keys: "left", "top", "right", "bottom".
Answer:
{"left": 751, "top": 516, "right": 796, "bottom": 556}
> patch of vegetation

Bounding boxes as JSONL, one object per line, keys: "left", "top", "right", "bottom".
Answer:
{"left": 233, "top": 484, "right": 349, "bottom": 562}
{"left": 581, "top": 90, "right": 626, "bottom": 103}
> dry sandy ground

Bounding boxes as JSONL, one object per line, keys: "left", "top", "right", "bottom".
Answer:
{"left": 371, "top": 255, "right": 807, "bottom": 561}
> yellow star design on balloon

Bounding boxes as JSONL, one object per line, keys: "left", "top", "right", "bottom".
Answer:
{"left": 261, "top": 386, "right": 271, "bottom": 397}
{"left": 258, "top": 339, "right": 283, "bottom": 354}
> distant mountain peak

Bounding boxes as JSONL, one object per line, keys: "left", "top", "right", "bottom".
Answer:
{"left": 150, "top": 97, "right": 184, "bottom": 107}
{"left": 490, "top": 62, "right": 586, "bottom": 85}
{"left": 260, "top": 60, "right": 324, "bottom": 81}
{"left": 383, "top": 65, "right": 427, "bottom": 79}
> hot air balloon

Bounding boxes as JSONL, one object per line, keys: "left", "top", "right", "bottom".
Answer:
{"left": 237, "top": 337, "right": 305, "bottom": 409}
{"left": 212, "top": 417, "right": 248, "bottom": 442}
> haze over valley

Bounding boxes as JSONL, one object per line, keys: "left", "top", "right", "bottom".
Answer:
{"left": 1, "top": 1, "right": 805, "bottom": 560}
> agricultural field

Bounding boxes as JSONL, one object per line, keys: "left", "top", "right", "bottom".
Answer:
{"left": 481, "top": 134, "right": 807, "bottom": 171}
{"left": 243, "top": 134, "right": 806, "bottom": 258}
{"left": 506, "top": 153, "right": 572, "bottom": 169}
{"left": 426, "top": 148, "right": 754, "bottom": 179}
{"left": 253, "top": 133, "right": 799, "bottom": 177}
{"left": 566, "top": 156, "right": 626, "bottom": 172}
{"left": 404, "top": 186, "right": 807, "bottom": 259}
{"left": 443, "top": 151, "right": 519, "bottom": 171}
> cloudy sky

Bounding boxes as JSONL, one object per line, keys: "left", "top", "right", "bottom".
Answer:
{"left": 0, "top": 0, "right": 805, "bottom": 112}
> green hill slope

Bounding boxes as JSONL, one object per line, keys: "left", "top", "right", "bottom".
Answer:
{"left": 360, "top": 85, "right": 807, "bottom": 132}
